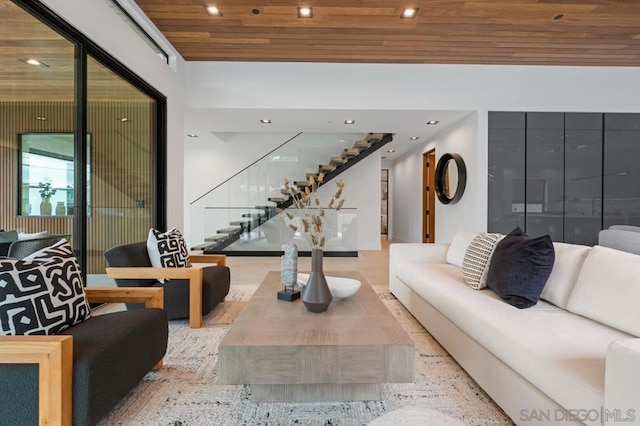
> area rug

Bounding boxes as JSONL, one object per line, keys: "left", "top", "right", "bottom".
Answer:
{"left": 99, "top": 285, "right": 513, "bottom": 425}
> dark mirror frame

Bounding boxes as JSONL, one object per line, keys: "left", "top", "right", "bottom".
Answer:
{"left": 435, "top": 153, "right": 467, "bottom": 205}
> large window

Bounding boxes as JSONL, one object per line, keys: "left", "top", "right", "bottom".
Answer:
{"left": 2, "top": 0, "right": 165, "bottom": 278}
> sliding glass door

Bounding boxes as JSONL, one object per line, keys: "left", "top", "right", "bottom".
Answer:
{"left": 0, "top": 0, "right": 76, "bottom": 243}
{"left": 86, "top": 56, "right": 155, "bottom": 276}
{"left": 2, "top": 0, "right": 165, "bottom": 279}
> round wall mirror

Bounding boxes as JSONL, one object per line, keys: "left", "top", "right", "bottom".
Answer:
{"left": 435, "top": 153, "right": 467, "bottom": 205}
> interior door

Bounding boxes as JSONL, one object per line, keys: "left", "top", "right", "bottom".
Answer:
{"left": 423, "top": 150, "right": 436, "bottom": 243}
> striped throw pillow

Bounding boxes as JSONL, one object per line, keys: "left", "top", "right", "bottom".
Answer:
{"left": 461, "top": 232, "right": 504, "bottom": 290}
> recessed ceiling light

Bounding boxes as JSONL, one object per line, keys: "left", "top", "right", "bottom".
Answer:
{"left": 297, "top": 7, "right": 313, "bottom": 18}
{"left": 21, "top": 58, "right": 49, "bottom": 68}
{"left": 35, "top": 116, "right": 46, "bottom": 121}
{"left": 205, "top": 6, "right": 222, "bottom": 16}
{"left": 401, "top": 8, "right": 419, "bottom": 19}
{"left": 187, "top": 134, "right": 199, "bottom": 138}
{"left": 387, "top": 149, "right": 396, "bottom": 153}
{"left": 409, "top": 136, "right": 420, "bottom": 140}
{"left": 260, "top": 119, "right": 272, "bottom": 124}
{"left": 344, "top": 120, "right": 355, "bottom": 125}
{"left": 426, "top": 120, "right": 440, "bottom": 125}
{"left": 120, "top": 117, "right": 129, "bottom": 122}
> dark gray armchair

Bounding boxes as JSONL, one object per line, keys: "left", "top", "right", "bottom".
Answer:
{"left": 0, "top": 238, "right": 168, "bottom": 426}
{"left": 103, "top": 241, "right": 230, "bottom": 328}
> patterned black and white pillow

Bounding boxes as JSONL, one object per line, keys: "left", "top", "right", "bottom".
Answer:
{"left": 461, "top": 232, "right": 504, "bottom": 290}
{"left": 147, "top": 228, "right": 191, "bottom": 282}
{"left": 0, "top": 239, "right": 91, "bottom": 335}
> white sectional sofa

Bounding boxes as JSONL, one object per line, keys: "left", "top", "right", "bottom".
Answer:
{"left": 389, "top": 233, "right": 640, "bottom": 426}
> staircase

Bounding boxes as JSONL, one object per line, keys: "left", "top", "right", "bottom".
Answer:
{"left": 190, "top": 132, "right": 393, "bottom": 255}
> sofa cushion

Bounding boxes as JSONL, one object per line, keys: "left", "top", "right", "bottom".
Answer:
{"left": 461, "top": 232, "right": 503, "bottom": 290}
{"left": 540, "top": 242, "right": 590, "bottom": 309}
{"left": 61, "top": 308, "right": 168, "bottom": 426}
{"left": 406, "top": 272, "right": 631, "bottom": 418}
{"left": 395, "top": 260, "right": 464, "bottom": 293}
{"left": 609, "top": 225, "right": 640, "bottom": 232}
{"left": 567, "top": 245, "right": 640, "bottom": 337}
{"left": 486, "top": 234, "right": 555, "bottom": 309}
{"left": 0, "top": 239, "right": 91, "bottom": 335}
{"left": 445, "top": 231, "right": 478, "bottom": 267}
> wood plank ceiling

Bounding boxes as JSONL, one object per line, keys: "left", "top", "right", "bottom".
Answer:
{"left": 134, "top": 0, "right": 640, "bottom": 66}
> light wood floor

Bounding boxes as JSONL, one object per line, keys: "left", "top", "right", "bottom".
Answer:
{"left": 226, "top": 237, "right": 392, "bottom": 289}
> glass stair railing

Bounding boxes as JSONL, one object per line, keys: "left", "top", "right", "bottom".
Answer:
{"left": 189, "top": 132, "right": 392, "bottom": 256}
{"left": 194, "top": 207, "right": 358, "bottom": 255}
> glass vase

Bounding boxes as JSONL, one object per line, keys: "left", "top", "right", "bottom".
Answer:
{"left": 301, "top": 249, "right": 332, "bottom": 313}
{"left": 40, "top": 198, "right": 52, "bottom": 215}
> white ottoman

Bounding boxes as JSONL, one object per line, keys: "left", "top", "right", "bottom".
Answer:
{"left": 368, "top": 406, "right": 465, "bottom": 425}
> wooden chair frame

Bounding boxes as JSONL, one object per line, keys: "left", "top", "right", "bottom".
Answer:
{"left": 106, "top": 254, "right": 226, "bottom": 329}
{"left": 0, "top": 286, "right": 164, "bottom": 426}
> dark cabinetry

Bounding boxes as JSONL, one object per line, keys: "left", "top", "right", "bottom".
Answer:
{"left": 488, "top": 111, "right": 639, "bottom": 246}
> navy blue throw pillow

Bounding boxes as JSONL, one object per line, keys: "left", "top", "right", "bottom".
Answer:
{"left": 486, "top": 234, "right": 555, "bottom": 309}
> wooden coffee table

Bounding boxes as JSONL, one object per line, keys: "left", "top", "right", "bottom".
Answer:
{"left": 218, "top": 271, "right": 414, "bottom": 402}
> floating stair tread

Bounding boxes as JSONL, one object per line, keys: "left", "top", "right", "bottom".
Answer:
{"left": 229, "top": 220, "right": 252, "bottom": 226}
{"left": 217, "top": 227, "right": 241, "bottom": 234}
{"left": 319, "top": 164, "right": 335, "bottom": 172}
{"left": 294, "top": 181, "right": 311, "bottom": 187}
{"left": 242, "top": 213, "right": 265, "bottom": 218}
{"left": 205, "top": 234, "right": 228, "bottom": 241}
{"left": 353, "top": 139, "right": 370, "bottom": 148}
{"left": 330, "top": 156, "right": 347, "bottom": 165}
{"left": 342, "top": 148, "right": 359, "bottom": 157}
{"left": 191, "top": 243, "right": 212, "bottom": 251}
{"left": 268, "top": 197, "right": 288, "bottom": 203}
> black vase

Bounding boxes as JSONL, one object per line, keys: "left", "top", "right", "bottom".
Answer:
{"left": 301, "top": 249, "right": 332, "bottom": 313}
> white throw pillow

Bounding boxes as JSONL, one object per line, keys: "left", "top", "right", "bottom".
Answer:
{"left": 446, "top": 231, "right": 479, "bottom": 268}
{"left": 147, "top": 228, "right": 191, "bottom": 283}
{"left": 566, "top": 245, "right": 640, "bottom": 337}
{"left": 461, "top": 232, "right": 504, "bottom": 289}
{"left": 17, "top": 230, "right": 49, "bottom": 240}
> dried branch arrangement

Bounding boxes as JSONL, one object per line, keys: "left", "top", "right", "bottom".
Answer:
{"left": 279, "top": 173, "right": 345, "bottom": 250}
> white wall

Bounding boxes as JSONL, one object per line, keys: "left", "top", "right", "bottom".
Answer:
{"left": 391, "top": 113, "right": 479, "bottom": 243}
{"left": 42, "top": 0, "right": 186, "bottom": 231}
{"left": 186, "top": 62, "right": 640, "bottom": 246}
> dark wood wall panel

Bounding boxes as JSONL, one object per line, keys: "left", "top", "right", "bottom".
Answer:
{"left": 1, "top": 101, "right": 153, "bottom": 274}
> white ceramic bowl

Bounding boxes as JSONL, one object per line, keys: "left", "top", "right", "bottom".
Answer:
{"left": 296, "top": 274, "right": 361, "bottom": 300}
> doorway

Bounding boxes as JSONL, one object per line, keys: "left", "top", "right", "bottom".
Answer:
{"left": 422, "top": 150, "right": 436, "bottom": 243}
{"left": 381, "top": 169, "right": 389, "bottom": 239}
